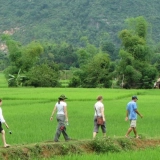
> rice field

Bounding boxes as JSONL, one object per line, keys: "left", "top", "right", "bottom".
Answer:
{"left": 0, "top": 73, "right": 160, "bottom": 159}
{"left": 43, "top": 147, "right": 160, "bottom": 160}
{"left": 0, "top": 87, "right": 159, "bottom": 145}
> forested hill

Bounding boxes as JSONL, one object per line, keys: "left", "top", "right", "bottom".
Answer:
{"left": 0, "top": 0, "right": 160, "bottom": 46}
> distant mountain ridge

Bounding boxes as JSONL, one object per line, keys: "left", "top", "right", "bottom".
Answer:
{"left": 0, "top": 0, "right": 160, "bottom": 46}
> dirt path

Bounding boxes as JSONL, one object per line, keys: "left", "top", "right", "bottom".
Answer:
{"left": 0, "top": 138, "right": 160, "bottom": 160}
{"left": 134, "top": 139, "right": 160, "bottom": 148}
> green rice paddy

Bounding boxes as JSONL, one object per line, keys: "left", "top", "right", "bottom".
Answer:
{"left": 0, "top": 72, "right": 160, "bottom": 159}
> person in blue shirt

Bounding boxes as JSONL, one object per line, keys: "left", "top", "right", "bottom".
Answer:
{"left": 125, "top": 96, "right": 143, "bottom": 138}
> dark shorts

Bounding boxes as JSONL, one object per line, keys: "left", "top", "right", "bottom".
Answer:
{"left": 0, "top": 122, "right": 3, "bottom": 132}
{"left": 93, "top": 116, "right": 106, "bottom": 133}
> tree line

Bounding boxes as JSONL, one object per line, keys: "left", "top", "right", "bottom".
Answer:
{"left": 0, "top": 17, "right": 160, "bottom": 88}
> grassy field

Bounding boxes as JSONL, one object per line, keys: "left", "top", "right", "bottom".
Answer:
{"left": 47, "top": 147, "right": 160, "bottom": 160}
{"left": 0, "top": 87, "right": 159, "bottom": 145}
{"left": 0, "top": 72, "right": 160, "bottom": 159}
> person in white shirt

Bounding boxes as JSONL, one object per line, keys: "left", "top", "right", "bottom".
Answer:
{"left": 50, "top": 95, "right": 70, "bottom": 142}
{"left": 0, "top": 99, "right": 10, "bottom": 148}
{"left": 93, "top": 96, "right": 106, "bottom": 138}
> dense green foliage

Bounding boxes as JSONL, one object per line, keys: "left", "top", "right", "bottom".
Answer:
{"left": 1, "top": 36, "right": 60, "bottom": 87}
{"left": 117, "top": 17, "right": 158, "bottom": 89}
{"left": 69, "top": 52, "right": 112, "bottom": 88}
{"left": 1, "top": 27, "right": 159, "bottom": 88}
{"left": 1, "top": 0, "right": 160, "bottom": 46}
{"left": 1, "top": 1, "right": 160, "bottom": 88}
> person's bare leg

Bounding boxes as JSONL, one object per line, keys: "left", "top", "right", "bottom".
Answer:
{"left": 103, "top": 133, "right": 106, "bottom": 138}
{"left": 133, "top": 128, "right": 138, "bottom": 138}
{"left": 1, "top": 130, "right": 9, "bottom": 147}
{"left": 93, "top": 132, "right": 97, "bottom": 138}
{"left": 125, "top": 127, "right": 133, "bottom": 137}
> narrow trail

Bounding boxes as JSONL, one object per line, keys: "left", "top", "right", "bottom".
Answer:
{"left": 0, "top": 138, "right": 160, "bottom": 160}
{"left": 1, "top": 138, "right": 160, "bottom": 149}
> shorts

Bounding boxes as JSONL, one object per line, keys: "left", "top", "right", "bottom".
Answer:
{"left": 130, "top": 120, "right": 136, "bottom": 128}
{"left": 0, "top": 122, "right": 3, "bottom": 132}
{"left": 93, "top": 116, "right": 106, "bottom": 133}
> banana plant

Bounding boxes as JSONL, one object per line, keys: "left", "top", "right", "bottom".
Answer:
{"left": 8, "top": 69, "right": 26, "bottom": 87}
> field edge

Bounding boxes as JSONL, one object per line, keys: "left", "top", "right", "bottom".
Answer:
{"left": 0, "top": 138, "right": 160, "bottom": 160}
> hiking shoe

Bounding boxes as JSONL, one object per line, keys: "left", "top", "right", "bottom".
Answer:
{"left": 53, "top": 140, "right": 59, "bottom": 142}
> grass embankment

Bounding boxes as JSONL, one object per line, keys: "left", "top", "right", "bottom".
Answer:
{"left": 0, "top": 138, "right": 160, "bottom": 160}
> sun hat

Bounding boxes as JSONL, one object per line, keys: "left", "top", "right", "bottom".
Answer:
{"left": 59, "top": 94, "right": 68, "bottom": 100}
{"left": 132, "top": 96, "right": 138, "bottom": 100}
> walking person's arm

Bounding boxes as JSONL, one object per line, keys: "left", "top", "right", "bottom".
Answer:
{"left": 64, "top": 106, "right": 68, "bottom": 122}
{"left": 135, "top": 109, "right": 143, "bottom": 118}
{"left": 4, "top": 122, "right": 9, "bottom": 129}
{"left": 50, "top": 106, "right": 57, "bottom": 121}
{"left": 100, "top": 107, "right": 105, "bottom": 122}
{"left": 125, "top": 110, "right": 129, "bottom": 121}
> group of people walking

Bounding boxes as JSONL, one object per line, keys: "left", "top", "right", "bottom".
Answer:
{"left": 49, "top": 94, "right": 143, "bottom": 142}
{"left": 0, "top": 94, "right": 143, "bottom": 147}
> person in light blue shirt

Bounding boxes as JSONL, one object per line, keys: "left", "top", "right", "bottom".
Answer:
{"left": 125, "top": 96, "right": 143, "bottom": 138}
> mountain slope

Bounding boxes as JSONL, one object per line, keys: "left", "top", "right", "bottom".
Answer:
{"left": 0, "top": 0, "right": 160, "bottom": 46}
